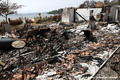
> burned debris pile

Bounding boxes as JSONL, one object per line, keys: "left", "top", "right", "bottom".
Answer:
{"left": 0, "top": 22, "right": 120, "bottom": 80}
{"left": 0, "top": 24, "right": 73, "bottom": 80}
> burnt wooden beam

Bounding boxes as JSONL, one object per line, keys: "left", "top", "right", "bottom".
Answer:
{"left": 76, "top": 12, "right": 88, "bottom": 22}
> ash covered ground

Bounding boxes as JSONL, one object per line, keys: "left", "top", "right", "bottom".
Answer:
{"left": 0, "top": 22, "right": 120, "bottom": 80}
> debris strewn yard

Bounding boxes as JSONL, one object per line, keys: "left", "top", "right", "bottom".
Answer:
{"left": 0, "top": 1, "right": 120, "bottom": 80}
{"left": 0, "top": 22, "right": 120, "bottom": 80}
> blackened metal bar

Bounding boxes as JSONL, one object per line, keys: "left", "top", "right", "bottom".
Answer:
{"left": 76, "top": 12, "right": 88, "bottom": 22}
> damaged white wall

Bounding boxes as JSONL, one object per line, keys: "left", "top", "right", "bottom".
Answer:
{"left": 61, "top": 8, "right": 74, "bottom": 23}
{"left": 110, "top": 5, "right": 120, "bottom": 22}
{"left": 76, "top": 8, "right": 102, "bottom": 21}
{"left": 62, "top": 8, "right": 102, "bottom": 23}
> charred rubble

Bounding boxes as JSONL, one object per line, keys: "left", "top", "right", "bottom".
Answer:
{"left": 0, "top": 22, "right": 120, "bottom": 80}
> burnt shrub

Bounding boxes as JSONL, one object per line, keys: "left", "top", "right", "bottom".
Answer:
{"left": 8, "top": 18, "right": 23, "bottom": 25}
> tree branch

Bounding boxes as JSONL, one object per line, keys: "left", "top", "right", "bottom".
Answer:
{"left": 0, "top": 13, "right": 6, "bottom": 18}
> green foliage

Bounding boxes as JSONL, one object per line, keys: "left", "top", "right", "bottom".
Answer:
{"left": 109, "top": 0, "right": 119, "bottom": 6}
{"left": 0, "top": 0, "right": 22, "bottom": 22}
{"left": 34, "top": 17, "right": 41, "bottom": 23}
{"left": 118, "top": 0, "right": 120, "bottom": 5}
{"left": 34, "top": 15, "right": 61, "bottom": 24}
{"left": 38, "top": 13, "right": 41, "bottom": 18}
{"left": 38, "top": 13, "right": 41, "bottom": 16}
{"left": 48, "top": 9, "right": 63, "bottom": 14}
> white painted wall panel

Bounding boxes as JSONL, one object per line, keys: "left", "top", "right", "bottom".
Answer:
{"left": 62, "top": 8, "right": 74, "bottom": 23}
{"left": 76, "top": 8, "right": 102, "bottom": 21}
{"left": 62, "top": 8, "right": 102, "bottom": 23}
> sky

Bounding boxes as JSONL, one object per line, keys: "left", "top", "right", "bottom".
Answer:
{"left": 6, "top": 0, "right": 103, "bottom": 13}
